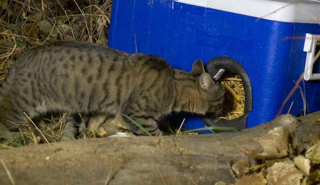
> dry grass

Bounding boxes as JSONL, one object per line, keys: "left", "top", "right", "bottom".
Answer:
{"left": 0, "top": 0, "right": 112, "bottom": 72}
{"left": 219, "top": 74, "right": 245, "bottom": 121}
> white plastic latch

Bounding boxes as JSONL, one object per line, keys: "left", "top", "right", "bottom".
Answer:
{"left": 303, "top": 33, "right": 320, "bottom": 81}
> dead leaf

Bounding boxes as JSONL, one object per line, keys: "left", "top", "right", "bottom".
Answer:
{"left": 294, "top": 155, "right": 310, "bottom": 175}
{"left": 28, "top": 12, "right": 42, "bottom": 22}
{"left": 308, "top": 170, "right": 320, "bottom": 183}
{"left": 235, "top": 173, "right": 266, "bottom": 185}
{"left": 232, "top": 160, "right": 250, "bottom": 176}
{"left": 37, "top": 20, "right": 58, "bottom": 38}
{"left": 58, "top": 24, "right": 72, "bottom": 37}
{"left": 305, "top": 141, "right": 320, "bottom": 164}
{"left": 22, "top": 23, "right": 39, "bottom": 39}
{"left": 266, "top": 162, "right": 303, "bottom": 185}
{"left": 246, "top": 127, "right": 290, "bottom": 159}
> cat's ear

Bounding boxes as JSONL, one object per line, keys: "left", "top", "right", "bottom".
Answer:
{"left": 191, "top": 59, "right": 205, "bottom": 75}
{"left": 199, "top": 73, "right": 214, "bottom": 90}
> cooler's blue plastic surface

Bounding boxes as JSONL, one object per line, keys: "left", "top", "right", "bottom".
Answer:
{"left": 108, "top": 0, "right": 320, "bottom": 132}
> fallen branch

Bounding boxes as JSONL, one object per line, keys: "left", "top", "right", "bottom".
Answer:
{"left": 0, "top": 112, "right": 319, "bottom": 185}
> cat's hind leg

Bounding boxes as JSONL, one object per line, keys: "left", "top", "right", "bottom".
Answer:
{"left": 62, "top": 114, "right": 78, "bottom": 140}
{"left": 0, "top": 103, "right": 40, "bottom": 132}
{"left": 62, "top": 113, "right": 92, "bottom": 140}
{"left": 0, "top": 86, "right": 43, "bottom": 131}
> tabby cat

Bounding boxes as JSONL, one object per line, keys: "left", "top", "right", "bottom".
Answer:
{"left": 0, "top": 42, "right": 225, "bottom": 136}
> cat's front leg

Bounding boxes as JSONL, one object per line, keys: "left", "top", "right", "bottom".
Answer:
{"left": 87, "top": 113, "right": 113, "bottom": 131}
{"left": 122, "top": 114, "right": 161, "bottom": 136}
{"left": 97, "top": 114, "right": 132, "bottom": 137}
{"left": 86, "top": 113, "right": 132, "bottom": 137}
{"left": 85, "top": 113, "right": 114, "bottom": 137}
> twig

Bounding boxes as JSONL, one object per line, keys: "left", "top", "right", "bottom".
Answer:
{"left": 176, "top": 118, "right": 185, "bottom": 135}
{"left": 295, "top": 7, "right": 320, "bottom": 25}
{"left": 299, "top": 83, "right": 307, "bottom": 116}
{"left": 105, "top": 158, "right": 116, "bottom": 185}
{"left": 287, "top": 102, "right": 294, "bottom": 114}
{"left": 54, "top": 13, "right": 110, "bottom": 19}
{"left": 41, "top": 0, "right": 44, "bottom": 11}
{"left": 276, "top": 49, "right": 320, "bottom": 117}
{"left": 0, "top": 30, "right": 17, "bottom": 62}
{"left": 134, "top": 34, "right": 138, "bottom": 53}
{"left": 255, "top": 1, "right": 296, "bottom": 22}
{"left": 29, "top": 0, "right": 42, "bottom": 13}
{"left": 72, "top": 0, "right": 93, "bottom": 42}
{"left": 0, "top": 0, "right": 13, "bottom": 24}
{"left": 54, "top": 0, "right": 76, "bottom": 39}
{"left": 157, "top": 167, "right": 167, "bottom": 185}
{"left": 1, "top": 159, "right": 15, "bottom": 185}
{"left": 12, "top": 0, "right": 38, "bottom": 12}
{"left": 189, "top": 177, "right": 198, "bottom": 185}
{"left": 0, "top": 32, "right": 36, "bottom": 40}
{"left": 82, "top": 1, "right": 112, "bottom": 19}
{"left": 223, "top": 83, "right": 240, "bottom": 101}
{"left": 23, "top": 112, "right": 50, "bottom": 144}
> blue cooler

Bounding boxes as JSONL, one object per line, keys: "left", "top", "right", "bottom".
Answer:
{"left": 108, "top": 0, "right": 320, "bottom": 132}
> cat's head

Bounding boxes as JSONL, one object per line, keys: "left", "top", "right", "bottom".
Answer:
{"left": 191, "top": 59, "right": 225, "bottom": 115}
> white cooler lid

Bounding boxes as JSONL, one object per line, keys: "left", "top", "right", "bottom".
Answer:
{"left": 174, "top": 0, "right": 320, "bottom": 23}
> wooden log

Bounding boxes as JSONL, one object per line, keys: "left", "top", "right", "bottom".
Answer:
{"left": 0, "top": 112, "right": 319, "bottom": 185}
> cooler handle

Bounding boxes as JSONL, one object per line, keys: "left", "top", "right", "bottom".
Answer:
{"left": 303, "top": 33, "right": 320, "bottom": 81}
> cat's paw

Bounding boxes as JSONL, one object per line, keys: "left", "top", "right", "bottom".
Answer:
{"left": 97, "top": 118, "right": 133, "bottom": 137}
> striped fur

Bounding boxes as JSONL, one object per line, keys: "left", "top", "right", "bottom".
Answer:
{"left": 0, "top": 41, "right": 225, "bottom": 135}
